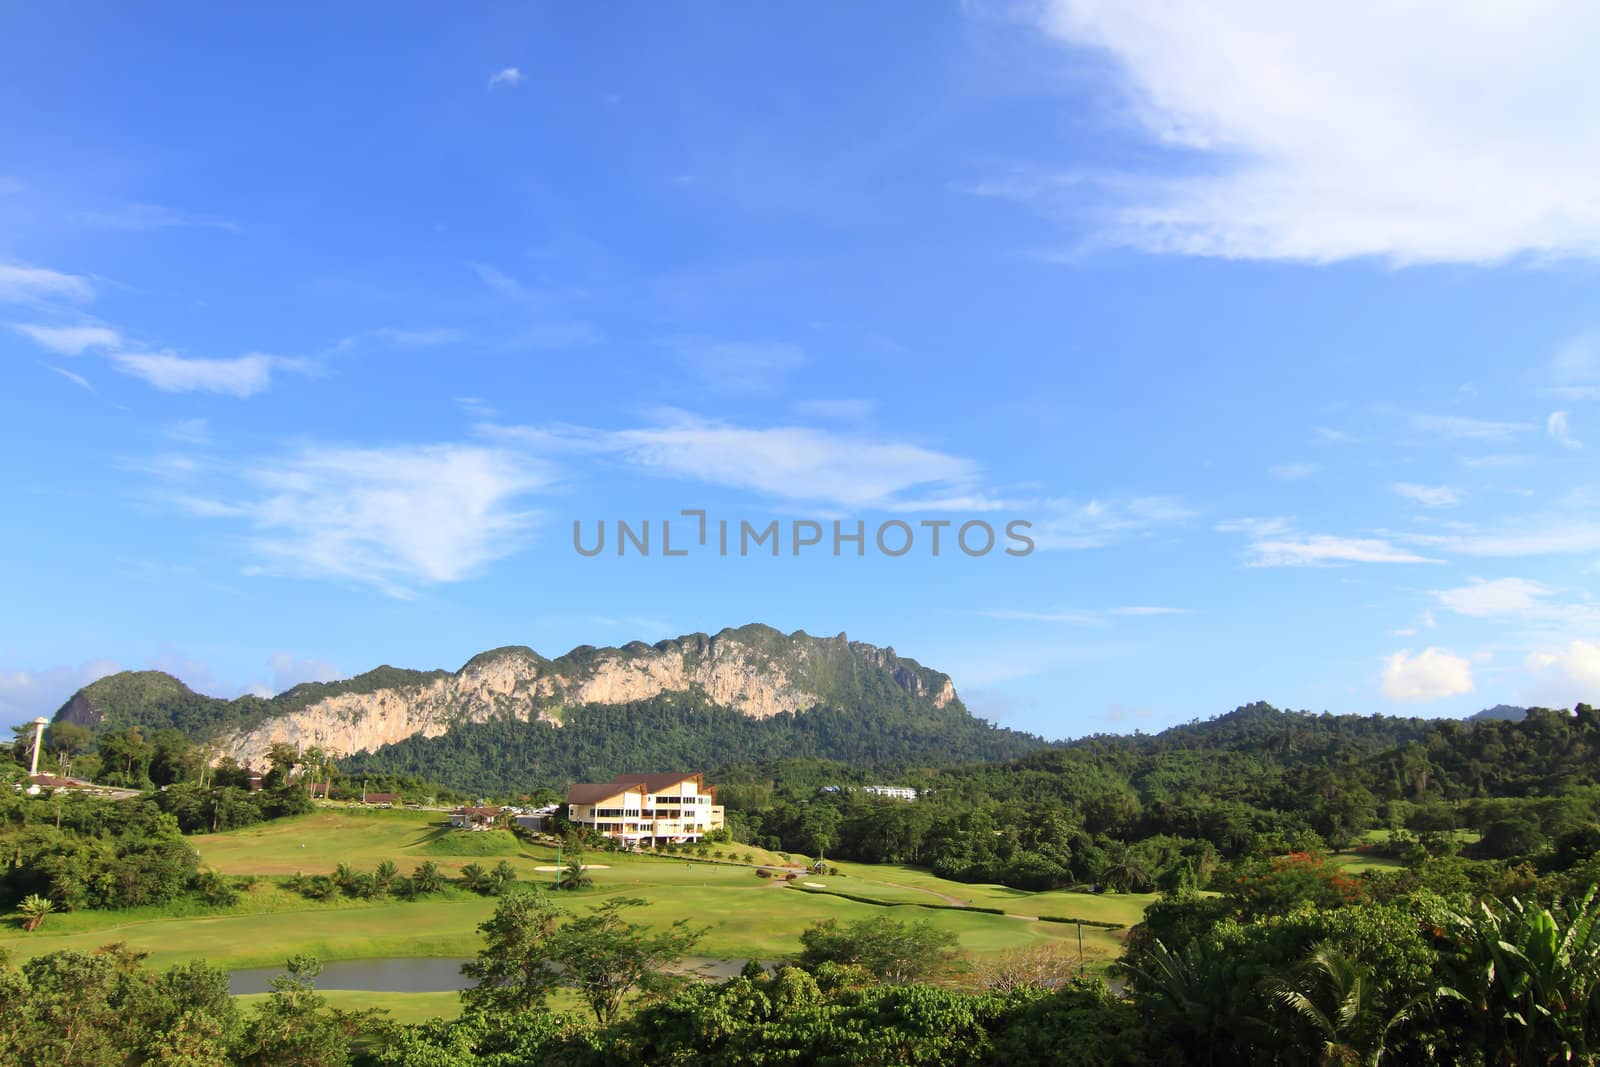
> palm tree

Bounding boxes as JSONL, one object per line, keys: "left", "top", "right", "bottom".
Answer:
{"left": 332, "top": 862, "right": 357, "bottom": 893}
{"left": 409, "top": 861, "right": 443, "bottom": 895}
{"left": 558, "top": 857, "right": 593, "bottom": 891}
{"left": 1265, "top": 946, "right": 1435, "bottom": 1066}
{"left": 1118, "top": 937, "right": 1260, "bottom": 1064}
{"left": 1098, "top": 841, "right": 1150, "bottom": 893}
{"left": 460, "top": 862, "right": 491, "bottom": 894}
{"left": 373, "top": 860, "right": 399, "bottom": 894}
{"left": 18, "top": 894, "right": 53, "bottom": 932}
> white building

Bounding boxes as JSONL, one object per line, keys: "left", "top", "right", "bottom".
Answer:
{"left": 565, "top": 772, "right": 725, "bottom": 845}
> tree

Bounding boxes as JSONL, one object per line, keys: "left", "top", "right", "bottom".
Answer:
{"left": 547, "top": 896, "right": 705, "bottom": 1025}
{"left": 239, "top": 955, "right": 379, "bottom": 1067}
{"left": 17, "top": 894, "right": 52, "bottom": 932}
{"left": 1265, "top": 945, "right": 1436, "bottom": 1066}
{"left": 1442, "top": 888, "right": 1600, "bottom": 1065}
{"left": 372, "top": 860, "right": 399, "bottom": 895}
{"left": 1098, "top": 841, "right": 1151, "bottom": 893}
{"left": 797, "top": 915, "right": 960, "bottom": 984}
{"left": 459, "top": 891, "right": 564, "bottom": 1016}
{"left": 408, "top": 861, "right": 443, "bottom": 895}
{"left": 557, "top": 856, "right": 592, "bottom": 891}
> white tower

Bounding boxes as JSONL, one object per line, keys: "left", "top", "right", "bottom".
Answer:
{"left": 28, "top": 717, "right": 47, "bottom": 777}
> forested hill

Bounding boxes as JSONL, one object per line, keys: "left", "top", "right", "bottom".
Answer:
{"left": 49, "top": 625, "right": 1029, "bottom": 776}
{"left": 340, "top": 690, "right": 1045, "bottom": 794}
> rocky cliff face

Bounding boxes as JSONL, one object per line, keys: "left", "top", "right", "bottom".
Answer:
{"left": 179, "top": 626, "right": 958, "bottom": 768}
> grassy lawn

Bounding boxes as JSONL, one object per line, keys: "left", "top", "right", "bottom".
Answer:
{"left": 235, "top": 989, "right": 465, "bottom": 1026}
{"left": 0, "top": 810, "right": 1138, "bottom": 977}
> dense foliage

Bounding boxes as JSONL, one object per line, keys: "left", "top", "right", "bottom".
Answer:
{"left": 341, "top": 691, "right": 1043, "bottom": 794}
{"left": 709, "top": 702, "right": 1600, "bottom": 893}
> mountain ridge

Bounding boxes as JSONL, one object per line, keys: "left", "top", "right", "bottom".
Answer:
{"left": 53, "top": 624, "right": 965, "bottom": 769}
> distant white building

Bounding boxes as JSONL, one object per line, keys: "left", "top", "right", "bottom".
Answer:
{"left": 862, "top": 785, "right": 918, "bottom": 801}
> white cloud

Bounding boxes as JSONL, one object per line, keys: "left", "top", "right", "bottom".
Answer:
{"left": 1392, "top": 482, "right": 1464, "bottom": 508}
{"left": 44, "top": 364, "right": 94, "bottom": 391}
{"left": 1216, "top": 515, "right": 1291, "bottom": 538}
{"left": 1548, "top": 410, "right": 1582, "bottom": 449}
{"left": 1021, "top": 2, "right": 1600, "bottom": 264}
{"left": 12, "top": 323, "right": 120, "bottom": 354}
{"left": 663, "top": 336, "right": 806, "bottom": 393}
{"left": 1246, "top": 534, "right": 1442, "bottom": 568}
{"left": 1269, "top": 462, "right": 1315, "bottom": 480}
{"left": 0, "top": 659, "right": 121, "bottom": 724}
{"left": 492, "top": 417, "right": 980, "bottom": 510}
{"left": 1523, "top": 640, "right": 1600, "bottom": 708}
{"left": 1390, "top": 408, "right": 1529, "bottom": 442}
{"left": 1027, "top": 496, "right": 1193, "bottom": 549}
{"left": 80, "top": 203, "right": 238, "bottom": 232}
{"left": 172, "top": 443, "right": 550, "bottom": 595}
{"left": 0, "top": 263, "right": 93, "bottom": 303}
{"left": 488, "top": 67, "right": 525, "bottom": 89}
{"left": 1412, "top": 520, "right": 1600, "bottom": 558}
{"left": 983, "top": 609, "right": 1108, "bottom": 627}
{"left": 336, "top": 327, "right": 467, "bottom": 352}
{"left": 1314, "top": 427, "right": 1359, "bottom": 444}
{"left": 1436, "top": 577, "right": 1554, "bottom": 618}
{"left": 1383, "top": 647, "right": 1474, "bottom": 702}
{"left": 110, "top": 352, "right": 307, "bottom": 397}
{"left": 984, "top": 605, "right": 1187, "bottom": 626}
{"left": 164, "top": 419, "right": 211, "bottom": 445}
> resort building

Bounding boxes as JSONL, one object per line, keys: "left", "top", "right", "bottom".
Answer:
{"left": 449, "top": 805, "right": 503, "bottom": 831}
{"left": 565, "top": 772, "right": 725, "bottom": 845}
{"left": 862, "top": 785, "right": 919, "bottom": 801}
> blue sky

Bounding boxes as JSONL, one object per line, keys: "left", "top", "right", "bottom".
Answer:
{"left": 4, "top": 2, "right": 1599, "bottom": 737}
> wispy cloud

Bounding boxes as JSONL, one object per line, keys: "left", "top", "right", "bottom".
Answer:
{"left": 80, "top": 203, "right": 239, "bottom": 233}
{"left": 662, "top": 336, "right": 805, "bottom": 394}
{"left": 1387, "top": 407, "right": 1530, "bottom": 442}
{"left": 0, "top": 262, "right": 94, "bottom": 303}
{"left": 1409, "top": 519, "right": 1600, "bottom": 558}
{"left": 11, "top": 323, "right": 120, "bottom": 354}
{"left": 1436, "top": 577, "right": 1554, "bottom": 618}
{"left": 44, "top": 364, "right": 94, "bottom": 391}
{"left": 165, "top": 443, "right": 551, "bottom": 596}
{"left": 1270, "top": 462, "right": 1316, "bottom": 481}
{"left": 1314, "top": 426, "right": 1359, "bottom": 444}
{"left": 1237, "top": 516, "right": 1443, "bottom": 566}
{"left": 1392, "top": 482, "right": 1463, "bottom": 508}
{"left": 1016, "top": 2, "right": 1600, "bottom": 264}
{"left": 984, "top": 604, "right": 1190, "bottom": 625}
{"left": 490, "top": 416, "right": 979, "bottom": 510}
{"left": 110, "top": 352, "right": 311, "bottom": 397}
{"left": 488, "top": 67, "right": 525, "bottom": 90}
{"left": 335, "top": 327, "right": 468, "bottom": 353}
{"left": 1548, "top": 410, "right": 1582, "bottom": 449}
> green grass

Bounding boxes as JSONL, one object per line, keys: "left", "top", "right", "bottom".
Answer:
{"left": 0, "top": 810, "right": 1141, "bottom": 978}
{"left": 234, "top": 989, "right": 465, "bottom": 1026}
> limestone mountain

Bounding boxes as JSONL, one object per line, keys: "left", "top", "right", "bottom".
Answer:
{"left": 53, "top": 625, "right": 1035, "bottom": 787}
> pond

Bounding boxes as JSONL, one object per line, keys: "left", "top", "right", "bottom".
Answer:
{"left": 228, "top": 956, "right": 754, "bottom": 996}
